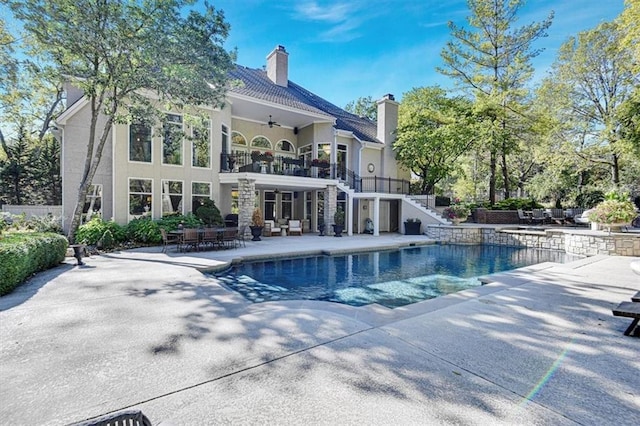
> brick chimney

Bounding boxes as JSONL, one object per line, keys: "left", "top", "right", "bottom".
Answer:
{"left": 376, "top": 94, "right": 398, "bottom": 144}
{"left": 267, "top": 45, "right": 288, "bottom": 87}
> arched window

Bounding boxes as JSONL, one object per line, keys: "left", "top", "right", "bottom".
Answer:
{"left": 231, "top": 131, "right": 247, "bottom": 146}
{"left": 251, "top": 136, "right": 272, "bottom": 149}
{"left": 276, "top": 139, "right": 294, "bottom": 152}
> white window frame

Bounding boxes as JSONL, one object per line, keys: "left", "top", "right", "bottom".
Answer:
{"left": 162, "top": 113, "right": 184, "bottom": 166}
{"left": 161, "top": 179, "right": 184, "bottom": 216}
{"left": 128, "top": 177, "right": 153, "bottom": 221}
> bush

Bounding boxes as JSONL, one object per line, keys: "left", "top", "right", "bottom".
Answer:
{"left": 0, "top": 232, "right": 68, "bottom": 296}
{"left": 576, "top": 190, "right": 605, "bottom": 208}
{"left": 157, "top": 213, "right": 202, "bottom": 231}
{"left": 195, "top": 199, "right": 223, "bottom": 226}
{"left": 126, "top": 217, "right": 161, "bottom": 244}
{"left": 490, "top": 198, "right": 542, "bottom": 210}
{"left": 76, "top": 217, "right": 126, "bottom": 245}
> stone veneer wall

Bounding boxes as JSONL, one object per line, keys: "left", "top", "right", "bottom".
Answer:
{"left": 425, "top": 225, "right": 640, "bottom": 256}
{"left": 238, "top": 178, "right": 256, "bottom": 236}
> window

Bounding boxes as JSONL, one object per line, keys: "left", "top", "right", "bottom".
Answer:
{"left": 162, "top": 180, "right": 183, "bottom": 216}
{"left": 192, "top": 119, "right": 210, "bottom": 168}
{"left": 276, "top": 139, "right": 294, "bottom": 152}
{"left": 129, "top": 120, "right": 152, "bottom": 162}
{"left": 232, "top": 131, "right": 247, "bottom": 146}
{"left": 317, "top": 190, "right": 325, "bottom": 223}
{"left": 83, "top": 184, "right": 102, "bottom": 223}
{"left": 281, "top": 191, "right": 293, "bottom": 220}
{"left": 264, "top": 191, "right": 276, "bottom": 221}
{"left": 163, "top": 114, "right": 183, "bottom": 165}
{"left": 129, "top": 178, "right": 152, "bottom": 218}
{"left": 300, "top": 144, "right": 312, "bottom": 167}
{"left": 251, "top": 136, "right": 271, "bottom": 149}
{"left": 305, "top": 191, "right": 312, "bottom": 221}
{"left": 192, "top": 182, "right": 211, "bottom": 213}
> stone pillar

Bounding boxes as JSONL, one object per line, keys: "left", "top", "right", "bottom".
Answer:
{"left": 324, "top": 184, "right": 337, "bottom": 235}
{"left": 238, "top": 178, "right": 256, "bottom": 236}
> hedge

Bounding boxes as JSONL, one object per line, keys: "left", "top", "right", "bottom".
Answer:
{"left": 0, "top": 232, "right": 68, "bottom": 296}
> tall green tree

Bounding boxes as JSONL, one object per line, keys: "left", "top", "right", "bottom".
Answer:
{"left": 438, "top": 0, "right": 553, "bottom": 203}
{"left": 394, "top": 87, "right": 477, "bottom": 195}
{"left": 344, "top": 96, "right": 377, "bottom": 121}
{"left": 539, "top": 21, "right": 638, "bottom": 189}
{"left": 5, "top": 0, "right": 235, "bottom": 242}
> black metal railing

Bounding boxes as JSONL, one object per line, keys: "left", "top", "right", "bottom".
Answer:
{"left": 220, "top": 153, "right": 410, "bottom": 194}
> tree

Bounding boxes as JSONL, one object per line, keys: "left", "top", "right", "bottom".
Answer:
{"left": 438, "top": 0, "right": 553, "bottom": 203}
{"left": 539, "top": 22, "right": 638, "bottom": 189}
{"left": 6, "top": 0, "right": 235, "bottom": 242}
{"left": 344, "top": 96, "right": 377, "bottom": 121}
{"left": 394, "top": 87, "right": 477, "bottom": 195}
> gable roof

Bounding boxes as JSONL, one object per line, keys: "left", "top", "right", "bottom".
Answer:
{"left": 228, "top": 66, "right": 380, "bottom": 143}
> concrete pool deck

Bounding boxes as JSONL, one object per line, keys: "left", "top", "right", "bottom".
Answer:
{"left": 0, "top": 234, "right": 639, "bottom": 425}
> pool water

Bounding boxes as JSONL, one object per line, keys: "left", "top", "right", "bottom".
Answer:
{"left": 212, "top": 245, "right": 577, "bottom": 308}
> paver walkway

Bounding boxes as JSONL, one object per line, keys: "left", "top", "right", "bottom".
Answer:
{"left": 0, "top": 235, "right": 638, "bottom": 425}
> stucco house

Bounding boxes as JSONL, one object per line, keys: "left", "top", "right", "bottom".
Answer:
{"left": 56, "top": 45, "right": 441, "bottom": 236}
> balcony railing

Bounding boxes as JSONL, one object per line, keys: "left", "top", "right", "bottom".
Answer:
{"left": 220, "top": 153, "right": 410, "bottom": 195}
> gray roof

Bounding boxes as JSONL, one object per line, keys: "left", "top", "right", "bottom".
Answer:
{"left": 228, "top": 66, "right": 380, "bottom": 143}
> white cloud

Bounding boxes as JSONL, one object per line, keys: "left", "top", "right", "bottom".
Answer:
{"left": 293, "top": 1, "right": 354, "bottom": 23}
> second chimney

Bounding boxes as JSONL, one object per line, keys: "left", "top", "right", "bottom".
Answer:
{"left": 267, "top": 45, "right": 288, "bottom": 87}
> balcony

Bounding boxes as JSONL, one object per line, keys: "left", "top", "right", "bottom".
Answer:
{"left": 220, "top": 152, "right": 409, "bottom": 195}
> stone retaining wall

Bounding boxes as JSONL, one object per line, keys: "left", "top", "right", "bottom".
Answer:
{"left": 425, "top": 225, "right": 640, "bottom": 256}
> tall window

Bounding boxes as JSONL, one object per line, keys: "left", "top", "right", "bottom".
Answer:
{"left": 129, "top": 178, "right": 152, "bottom": 218}
{"left": 192, "top": 182, "right": 211, "bottom": 213}
{"left": 163, "top": 114, "right": 183, "bottom": 165}
{"left": 83, "top": 184, "right": 102, "bottom": 223}
{"left": 232, "top": 131, "right": 247, "bottom": 151}
{"left": 264, "top": 191, "right": 276, "bottom": 221}
{"left": 192, "top": 119, "right": 210, "bottom": 168}
{"left": 281, "top": 191, "right": 293, "bottom": 219}
{"left": 220, "top": 124, "right": 229, "bottom": 170}
{"left": 129, "top": 120, "right": 152, "bottom": 162}
{"left": 300, "top": 144, "right": 312, "bottom": 167}
{"left": 305, "top": 192, "right": 312, "bottom": 222}
{"left": 162, "top": 180, "right": 183, "bottom": 216}
{"left": 317, "top": 191, "right": 325, "bottom": 223}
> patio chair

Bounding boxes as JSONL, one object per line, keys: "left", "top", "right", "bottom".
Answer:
{"left": 264, "top": 220, "right": 281, "bottom": 236}
{"left": 288, "top": 219, "right": 302, "bottom": 235}
{"left": 72, "top": 409, "right": 152, "bottom": 426}
{"left": 181, "top": 228, "right": 200, "bottom": 252}
{"left": 222, "top": 228, "right": 237, "bottom": 249}
{"left": 549, "top": 208, "right": 566, "bottom": 225}
{"left": 236, "top": 225, "right": 247, "bottom": 248}
{"left": 517, "top": 209, "right": 531, "bottom": 225}
{"left": 202, "top": 227, "right": 220, "bottom": 250}
{"left": 530, "top": 209, "right": 547, "bottom": 225}
{"left": 160, "top": 228, "right": 179, "bottom": 253}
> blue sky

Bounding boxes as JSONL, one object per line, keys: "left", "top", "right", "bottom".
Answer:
{"left": 212, "top": 0, "right": 625, "bottom": 108}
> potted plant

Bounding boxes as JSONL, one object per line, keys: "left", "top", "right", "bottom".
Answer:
{"left": 333, "top": 207, "right": 345, "bottom": 237}
{"left": 404, "top": 218, "right": 421, "bottom": 235}
{"left": 587, "top": 191, "right": 637, "bottom": 232}
{"left": 250, "top": 208, "right": 264, "bottom": 241}
{"left": 443, "top": 199, "right": 471, "bottom": 225}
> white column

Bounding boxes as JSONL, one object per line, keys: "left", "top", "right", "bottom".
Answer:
{"left": 373, "top": 196, "right": 380, "bottom": 236}
{"left": 347, "top": 195, "right": 354, "bottom": 236}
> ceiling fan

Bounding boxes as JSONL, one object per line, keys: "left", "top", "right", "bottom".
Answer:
{"left": 267, "top": 115, "right": 281, "bottom": 128}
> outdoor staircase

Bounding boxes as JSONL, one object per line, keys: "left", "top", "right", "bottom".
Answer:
{"left": 404, "top": 196, "right": 450, "bottom": 225}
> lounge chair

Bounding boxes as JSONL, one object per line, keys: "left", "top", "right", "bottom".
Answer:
{"left": 72, "top": 409, "right": 152, "bottom": 426}
{"left": 530, "top": 209, "right": 547, "bottom": 225}
{"left": 573, "top": 209, "right": 593, "bottom": 226}
{"left": 517, "top": 209, "right": 530, "bottom": 224}
{"left": 264, "top": 220, "right": 281, "bottom": 236}
{"left": 288, "top": 219, "right": 302, "bottom": 235}
{"left": 549, "top": 208, "right": 566, "bottom": 225}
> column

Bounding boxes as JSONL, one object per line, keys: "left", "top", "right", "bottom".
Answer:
{"left": 373, "top": 196, "right": 380, "bottom": 236}
{"left": 324, "top": 184, "right": 337, "bottom": 235}
{"left": 347, "top": 195, "right": 354, "bottom": 236}
{"left": 238, "top": 178, "right": 256, "bottom": 236}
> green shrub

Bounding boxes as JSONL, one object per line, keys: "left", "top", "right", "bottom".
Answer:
{"left": 0, "top": 232, "right": 68, "bottom": 296}
{"left": 490, "top": 198, "right": 542, "bottom": 210}
{"left": 76, "top": 218, "right": 126, "bottom": 245}
{"left": 126, "top": 217, "right": 161, "bottom": 244}
{"left": 194, "top": 199, "right": 223, "bottom": 226}
{"left": 576, "top": 190, "right": 605, "bottom": 208}
{"left": 25, "top": 215, "right": 63, "bottom": 233}
{"left": 157, "top": 213, "right": 203, "bottom": 231}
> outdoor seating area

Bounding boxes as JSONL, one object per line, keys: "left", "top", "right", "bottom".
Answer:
{"left": 517, "top": 208, "right": 588, "bottom": 226}
{"left": 166, "top": 226, "right": 243, "bottom": 252}
{"left": 263, "top": 219, "right": 305, "bottom": 237}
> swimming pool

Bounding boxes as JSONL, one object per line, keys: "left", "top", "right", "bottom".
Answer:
{"left": 212, "top": 245, "right": 578, "bottom": 308}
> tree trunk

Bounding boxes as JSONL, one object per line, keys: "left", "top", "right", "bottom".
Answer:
{"left": 489, "top": 150, "right": 496, "bottom": 205}
{"left": 501, "top": 149, "right": 510, "bottom": 199}
{"left": 612, "top": 153, "right": 620, "bottom": 185}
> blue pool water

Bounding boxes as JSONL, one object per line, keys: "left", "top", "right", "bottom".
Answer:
{"left": 212, "top": 245, "right": 577, "bottom": 308}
